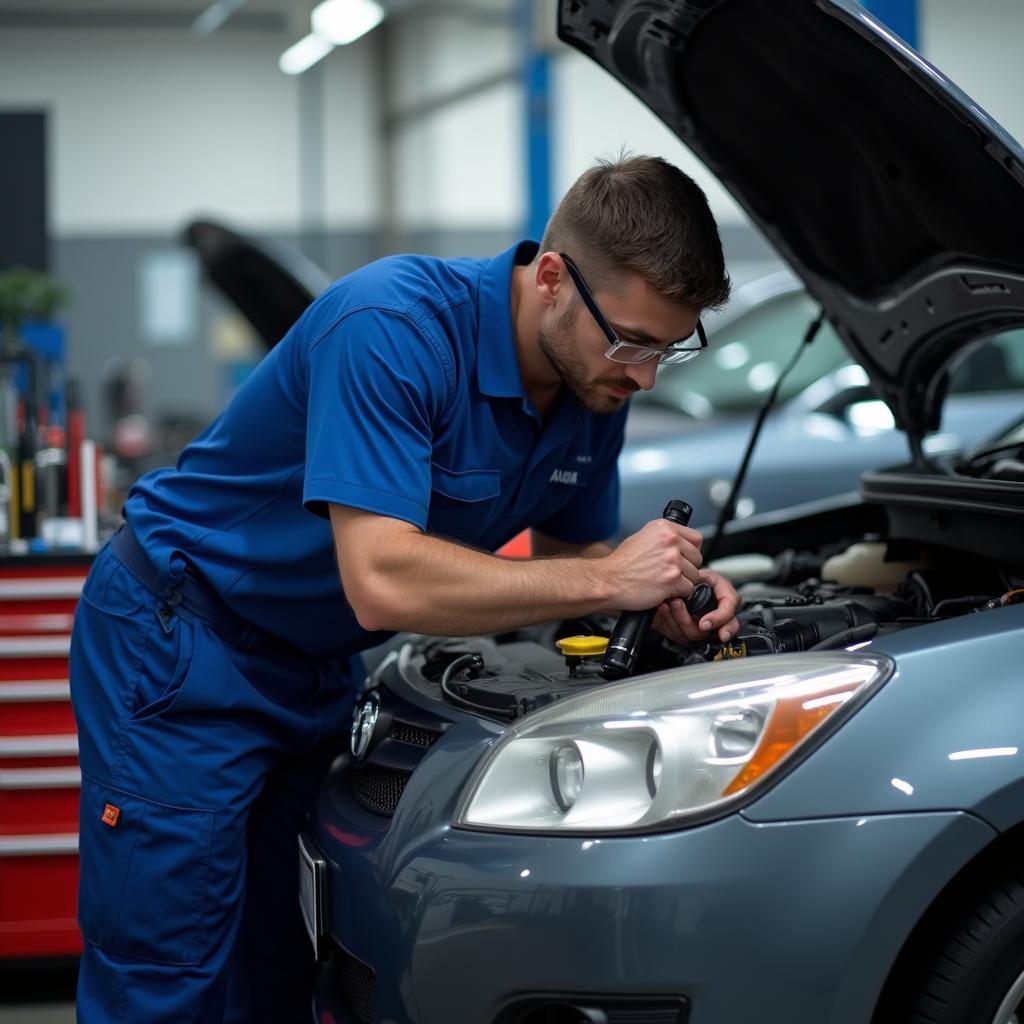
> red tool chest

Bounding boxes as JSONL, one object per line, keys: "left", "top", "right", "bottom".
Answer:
{"left": 0, "top": 557, "right": 92, "bottom": 959}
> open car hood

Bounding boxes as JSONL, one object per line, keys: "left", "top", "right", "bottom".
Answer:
{"left": 182, "top": 220, "right": 331, "bottom": 350}
{"left": 558, "top": 0, "right": 1024, "bottom": 441}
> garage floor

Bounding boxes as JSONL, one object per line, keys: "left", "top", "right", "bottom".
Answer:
{"left": 0, "top": 961, "right": 77, "bottom": 1023}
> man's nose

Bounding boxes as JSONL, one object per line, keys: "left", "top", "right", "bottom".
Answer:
{"left": 625, "top": 358, "right": 659, "bottom": 391}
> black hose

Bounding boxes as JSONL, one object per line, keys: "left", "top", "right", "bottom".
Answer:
{"left": 439, "top": 653, "right": 492, "bottom": 713}
{"left": 807, "top": 621, "right": 878, "bottom": 651}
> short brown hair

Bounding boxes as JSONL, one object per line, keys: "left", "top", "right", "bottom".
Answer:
{"left": 539, "top": 155, "right": 731, "bottom": 311}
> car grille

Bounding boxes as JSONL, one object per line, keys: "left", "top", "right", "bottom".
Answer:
{"left": 351, "top": 763, "right": 410, "bottom": 816}
{"left": 389, "top": 720, "right": 439, "bottom": 748}
{"left": 338, "top": 947, "right": 375, "bottom": 1024}
{"left": 350, "top": 696, "right": 447, "bottom": 818}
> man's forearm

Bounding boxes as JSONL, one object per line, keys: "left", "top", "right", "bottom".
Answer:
{"left": 349, "top": 530, "right": 616, "bottom": 635}
{"left": 331, "top": 505, "right": 703, "bottom": 637}
{"left": 529, "top": 530, "right": 613, "bottom": 561}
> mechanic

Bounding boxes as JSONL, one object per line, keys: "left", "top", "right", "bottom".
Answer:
{"left": 70, "top": 154, "right": 739, "bottom": 1022}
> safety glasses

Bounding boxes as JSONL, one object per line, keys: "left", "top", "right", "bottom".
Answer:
{"left": 560, "top": 253, "right": 707, "bottom": 365}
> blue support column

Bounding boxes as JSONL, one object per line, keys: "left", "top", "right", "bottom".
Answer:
{"left": 862, "top": 0, "right": 919, "bottom": 49}
{"left": 520, "top": 0, "right": 552, "bottom": 241}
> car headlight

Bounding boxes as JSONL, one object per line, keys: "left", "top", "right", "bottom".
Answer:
{"left": 453, "top": 653, "right": 892, "bottom": 834}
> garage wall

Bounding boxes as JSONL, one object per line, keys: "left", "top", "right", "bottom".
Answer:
{"left": 919, "top": 0, "right": 1024, "bottom": 143}
{"left": 0, "top": 25, "right": 380, "bottom": 234}
{"left": 388, "top": 6, "right": 522, "bottom": 231}
{"left": 382, "top": 5, "right": 754, "bottom": 236}
{"left": 551, "top": 50, "right": 749, "bottom": 231}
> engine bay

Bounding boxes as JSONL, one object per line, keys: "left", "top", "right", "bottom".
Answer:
{"left": 397, "top": 536, "right": 1024, "bottom": 722}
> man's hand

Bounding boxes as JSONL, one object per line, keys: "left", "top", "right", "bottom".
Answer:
{"left": 653, "top": 568, "right": 741, "bottom": 644}
{"left": 600, "top": 518, "right": 704, "bottom": 611}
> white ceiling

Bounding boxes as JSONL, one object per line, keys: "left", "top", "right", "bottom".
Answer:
{"left": 0, "top": 0, "right": 508, "bottom": 12}
{"left": 0, "top": 0, "right": 291, "bottom": 11}
{"left": 0, "top": 0, "right": 511, "bottom": 32}
{"left": 0, "top": 0, "right": 295, "bottom": 34}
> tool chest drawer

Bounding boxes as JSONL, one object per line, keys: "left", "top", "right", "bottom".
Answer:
{"left": 0, "top": 557, "right": 91, "bottom": 959}
{"left": 0, "top": 840, "right": 79, "bottom": 958}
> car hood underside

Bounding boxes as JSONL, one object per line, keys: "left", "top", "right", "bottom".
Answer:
{"left": 557, "top": 0, "right": 1024, "bottom": 439}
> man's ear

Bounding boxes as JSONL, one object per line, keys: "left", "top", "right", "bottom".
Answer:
{"left": 534, "top": 251, "right": 567, "bottom": 308}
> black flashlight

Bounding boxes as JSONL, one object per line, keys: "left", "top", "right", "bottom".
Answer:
{"left": 600, "top": 500, "right": 717, "bottom": 680}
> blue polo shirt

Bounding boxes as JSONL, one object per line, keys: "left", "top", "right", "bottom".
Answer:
{"left": 124, "top": 241, "right": 628, "bottom": 657}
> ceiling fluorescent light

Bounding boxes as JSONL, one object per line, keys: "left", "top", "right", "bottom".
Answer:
{"left": 279, "top": 33, "right": 334, "bottom": 75}
{"left": 192, "top": 0, "right": 247, "bottom": 36}
{"left": 311, "top": 0, "right": 385, "bottom": 46}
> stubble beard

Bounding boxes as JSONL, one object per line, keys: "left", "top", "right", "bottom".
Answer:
{"left": 537, "top": 306, "right": 639, "bottom": 415}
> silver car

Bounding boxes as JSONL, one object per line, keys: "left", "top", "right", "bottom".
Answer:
{"left": 621, "top": 271, "right": 1024, "bottom": 533}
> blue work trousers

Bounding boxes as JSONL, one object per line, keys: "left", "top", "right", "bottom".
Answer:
{"left": 69, "top": 539, "right": 358, "bottom": 1023}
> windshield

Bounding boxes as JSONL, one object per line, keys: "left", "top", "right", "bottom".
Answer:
{"left": 640, "top": 290, "right": 1024, "bottom": 421}
{"left": 952, "top": 327, "right": 1024, "bottom": 459}
{"left": 640, "top": 290, "right": 847, "bottom": 415}
{"left": 948, "top": 328, "right": 1024, "bottom": 395}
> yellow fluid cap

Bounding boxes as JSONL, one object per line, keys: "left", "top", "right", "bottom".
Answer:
{"left": 556, "top": 635, "right": 609, "bottom": 657}
{"left": 713, "top": 641, "right": 748, "bottom": 661}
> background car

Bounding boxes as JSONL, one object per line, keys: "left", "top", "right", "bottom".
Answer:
{"left": 302, "top": 1, "right": 1024, "bottom": 1022}
{"left": 620, "top": 271, "right": 1024, "bottom": 533}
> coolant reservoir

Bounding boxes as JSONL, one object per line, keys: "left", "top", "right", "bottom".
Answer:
{"left": 706, "top": 553, "right": 776, "bottom": 585}
{"left": 822, "top": 542, "right": 924, "bottom": 591}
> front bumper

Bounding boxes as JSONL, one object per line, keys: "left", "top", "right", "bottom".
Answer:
{"left": 311, "top": 756, "right": 993, "bottom": 1024}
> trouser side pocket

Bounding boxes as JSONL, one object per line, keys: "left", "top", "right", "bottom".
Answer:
{"left": 78, "top": 777, "right": 214, "bottom": 966}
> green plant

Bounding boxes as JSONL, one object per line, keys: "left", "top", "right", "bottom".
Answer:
{"left": 0, "top": 266, "right": 69, "bottom": 356}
